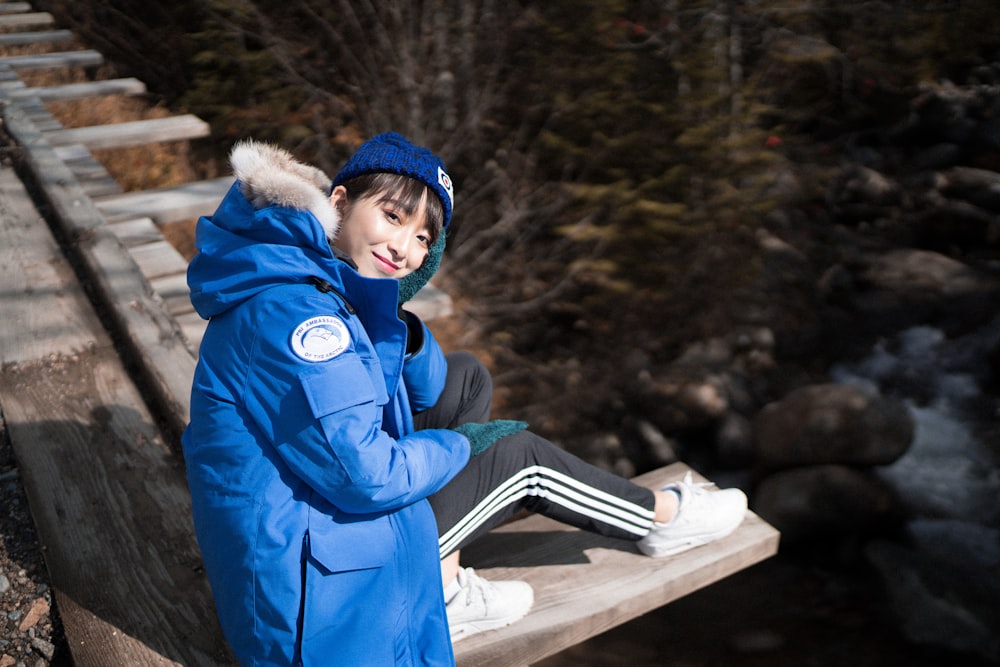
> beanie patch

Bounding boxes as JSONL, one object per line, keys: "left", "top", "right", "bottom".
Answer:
{"left": 437, "top": 166, "right": 454, "bottom": 209}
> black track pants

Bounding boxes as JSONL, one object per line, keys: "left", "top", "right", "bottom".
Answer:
{"left": 414, "top": 352, "right": 655, "bottom": 558}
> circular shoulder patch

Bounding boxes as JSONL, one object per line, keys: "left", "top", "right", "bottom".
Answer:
{"left": 290, "top": 315, "right": 351, "bottom": 362}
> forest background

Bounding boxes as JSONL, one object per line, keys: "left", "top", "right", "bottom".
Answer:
{"left": 14, "top": 1, "right": 1000, "bottom": 665}
{"left": 29, "top": 0, "right": 1000, "bottom": 447}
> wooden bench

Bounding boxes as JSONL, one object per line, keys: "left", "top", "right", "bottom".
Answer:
{"left": 454, "top": 464, "right": 778, "bottom": 666}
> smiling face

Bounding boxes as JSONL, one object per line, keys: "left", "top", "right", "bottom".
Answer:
{"left": 330, "top": 184, "right": 434, "bottom": 279}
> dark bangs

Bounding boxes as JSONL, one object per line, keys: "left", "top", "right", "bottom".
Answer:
{"left": 341, "top": 173, "right": 444, "bottom": 243}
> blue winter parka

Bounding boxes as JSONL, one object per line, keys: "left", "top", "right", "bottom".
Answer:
{"left": 182, "top": 142, "right": 470, "bottom": 666}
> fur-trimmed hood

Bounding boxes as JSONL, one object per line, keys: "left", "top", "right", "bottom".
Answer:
{"left": 230, "top": 140, "right": 340, "bottom": 241}
{"left": 187, "top": 141, "right": 360, "bottom": 320}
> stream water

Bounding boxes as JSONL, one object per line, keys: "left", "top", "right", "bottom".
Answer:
{"left": 830, "top": 318, "right": 1000, "bottom": 663}
{"left": 830, "top": 319, "right": 1000, "bottom": 534}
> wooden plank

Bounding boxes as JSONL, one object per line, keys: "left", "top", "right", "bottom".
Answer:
{"left": 94, "top": 176, "right": 234, "bottom": 224}
{"left": 150, "top": 272, "right": 196, "bottom": 318}
{"left": 5, "top": 77, "right": 147, "bottom": 102}
{"left": 130, "top": 239, "right": 189, "bottom": 280}
{"left": 174, "top": 311, "right": 206, "bottom": 352}
{"left": 2, "top": 100, "right": 198, "bottom": 438}
{"left": 57, "top": 148, "right": 124, "bottom": 197}
{"left": 108, "top": 217, "right": 163, "bottom": 247}
{"left": 0, "top": 2, "right": 33, "bottom": 14}
{"left": 404, "top": 283, "right": 453, "bottom": 321}
{"left": 454, "top": 462, "right": 780, "bottom": 667}
{"left": 0, "top": 163, "right": 233, "bottom": 666}
{"left": 77, "top": 176, "right": 123, "bottom": 198}
{"left": 0, "top": 29, "right": 73, "bottom": 47}
{"left": 3, "top": 352, "right": 235, "bottom": 667}
{"left": 52, "top": 142, "right": 92, "bottom": 162}
{"left": 0, "top": 166, "right": 103, "bottom": 364}
{"left": 45, "top": 114, "right": 211, "bottom": 150}
{"left": 0, "top": 49, "right": 102, "bottom": 71}
{"left": 0, "top": 11, "right": 52, "bottom": 27}
{"left": 64, "top": 154, "right": 113, "bottom": 182}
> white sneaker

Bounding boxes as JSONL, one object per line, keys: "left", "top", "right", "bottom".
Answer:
{"left": 637, "top": 472, "right": 748, "bottom": 557}
{"left": 446, "top": 567, "right": 534, "bottom": 641}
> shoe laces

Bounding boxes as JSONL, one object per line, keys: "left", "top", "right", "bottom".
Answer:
{"left": 455, "top": 567, "right": 496, "bottom": 608}
{"left": 674, "top": 471, "right": 716, "bottom": 500}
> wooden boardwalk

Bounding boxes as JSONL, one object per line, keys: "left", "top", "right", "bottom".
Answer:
{"left": 0, "top": 3, "right": 778, "bottom": 666}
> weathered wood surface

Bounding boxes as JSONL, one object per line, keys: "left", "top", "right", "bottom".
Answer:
{"left": 0, "top": 2, "right": 33, "bottom": 14}
{"left": 0, "top": 164, "right": 234, "bottom": 666}
{"left": 0, "top": 49, "right": 102, "bottom": 70}
{"left": 128, "top": 239, "right": 190, "bottom": 280}
{"left": 94, "top": 176, "right": 235, "bottom": 224}
{"left": 0, "top": 163, "right": 101, "bottom": 364}
{"left": 109, "top": 217, "right": 165, "bottom": 247}
{"left": 45, "top": 114, "right": 211, "bottom": 150}
{"left": 0, "top": 10, "right": 51, "bottom": 27}
{"left": 2, "top": 76, "right": 146, "bottom": 101}
{"left": 2, "top": 98, "right": 199, "bottom": 439}
{"left": 0, "top": 28, "right": 72, "bottom": 46}
{"left": 454, "top": 462, "right": 780, "bottom": 667}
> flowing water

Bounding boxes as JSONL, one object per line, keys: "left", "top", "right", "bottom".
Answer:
{"left": 828, "top": 318, "right": 1000, "bottom": 663}
{"left": 829, "top": 319, "right": 1000, "bottom": 531}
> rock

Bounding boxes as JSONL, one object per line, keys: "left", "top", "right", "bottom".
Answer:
{"left": 28, "top": 637, "right": 54, "bottom": 661}
{"left": 639, "top": 371, "right": 730, "bottom": 432}
{"left": 715, "top": 412, "right": 755, "bottom": 468}
{"left": 848, "top": 248, "right": 1000, "bottom": 335}
{"left": 753, "top": 464, "right": 903, "bottom": 542}
{"left": 908, "top": 142, "right": 963, "bottom": 171}
{"left": 16, "top": 598, "right": 49, "bottom": 633}
{"left": 753, "top": 383, "right": 914, "bottom": 469}
{"left": 939, "top": 165, "right": 1000, "bottom": 212}
{"left": 634, "top": 419, "right": 678, "bottom": 466}
{"left": 831, "top": 164, "right": 902, "bottom": 209}
{"left": 914, "top": 200, "right": 999, "bottom": 251}
{"left": 863, "top": 248, "right": 994, "bottom": 301}
{"left": 575, "top": 432, "right": 636, "bottom": 479}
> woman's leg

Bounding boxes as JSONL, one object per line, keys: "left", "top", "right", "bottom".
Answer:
{"left": 412, "top": 351, "right": 493, "bottom": 431}
{"left": 417, "top": 352, "right": 659, "bottom": 556}
{"left": 430, "top": 430, "right": 657, "bottom": 558}
{"left": 421, "top": 353, "right": 746, "bottom": 640}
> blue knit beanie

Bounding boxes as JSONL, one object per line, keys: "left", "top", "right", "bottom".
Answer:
{"left": 332, "top": 132, "right": 455, "bottom": 229}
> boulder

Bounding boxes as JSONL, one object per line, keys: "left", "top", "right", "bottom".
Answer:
{"left": 753, "top": 383, "right": 914, "bottom": 469}
{"left": 862, "top": 248, "right": 995, "bottom": 301}
{"left": 753, "top": 464, "right": 902, "bottom": 542}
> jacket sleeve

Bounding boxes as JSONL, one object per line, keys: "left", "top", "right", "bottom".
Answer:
{"left": 243, "top": 296, "right": 470, "bottom": 514}
{"left": 400, "top": 311, "right": 448, "bottom": 411}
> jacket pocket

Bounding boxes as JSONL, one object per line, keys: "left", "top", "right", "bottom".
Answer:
{"left": 298, "top": 352, "right": 388, "bottom": 418}
{"left": 307, "top": 505, "right": 395, "bottom": 573}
